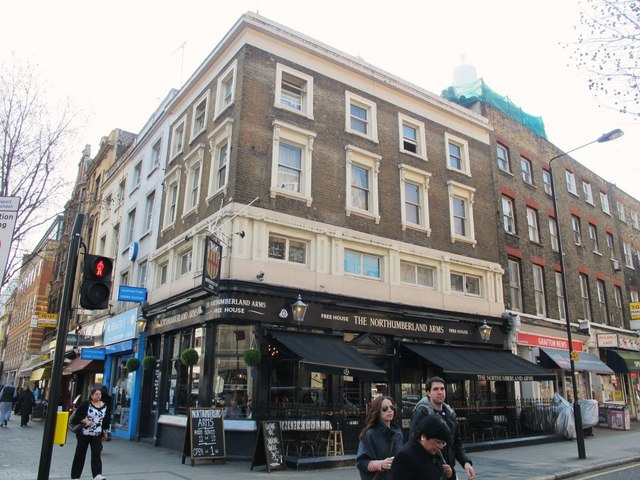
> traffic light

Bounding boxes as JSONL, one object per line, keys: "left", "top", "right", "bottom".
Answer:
{"left": 79, "top": 254, "right": 113, "bottom": 310}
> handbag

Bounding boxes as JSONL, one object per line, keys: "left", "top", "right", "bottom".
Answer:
{"left": 68, "top": 409, "right": 83, "bottom": 433}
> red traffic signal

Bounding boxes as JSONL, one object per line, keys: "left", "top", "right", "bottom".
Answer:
{"left": 79, "top": 254, "right": 113, "bottom": 310}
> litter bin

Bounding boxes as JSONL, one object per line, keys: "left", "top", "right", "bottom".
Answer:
{"left": 609, "top": 405, "right": 631, "bottom": 430}
{"left": 32, "top": 399, "right": 46, "bottom": 421}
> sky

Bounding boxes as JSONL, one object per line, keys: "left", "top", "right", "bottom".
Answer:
{"left": 2, "top": 0, "right": 639, "bottom": 205}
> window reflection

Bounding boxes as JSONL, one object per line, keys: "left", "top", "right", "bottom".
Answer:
{"left": 214, "top": 325, "right": 253, "bottom": 419}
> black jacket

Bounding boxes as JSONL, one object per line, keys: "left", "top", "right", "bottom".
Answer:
{"left": 356, "top": 421, "right": 404, "bottom": 480}
{"left": 410, "top": 398, "right": 472, "bottom": 477}
{"left": 390, "top": 436, "right": 446, "bottom": 480}
{"left": 19, "top": 390, "right": 35, "bottom": 415}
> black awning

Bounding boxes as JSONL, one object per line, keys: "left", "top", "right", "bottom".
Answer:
{"left": 270, "top": 330, "right": 385, "bottom": 377}
{"left": 605, "top": 349, "right": 640, "bottom": 373}
{"left": 403, "top": 343, "right": 555, "bottom": 381}
{"left": 539, "top": 348, "right": 614, "bottom": 374}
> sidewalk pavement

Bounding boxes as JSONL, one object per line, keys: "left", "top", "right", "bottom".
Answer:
{"left": 1, "top": 416, "right": 639, "bottom": 479}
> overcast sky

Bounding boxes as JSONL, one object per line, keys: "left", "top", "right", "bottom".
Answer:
{"left": 3, "top": 0, "right": 639, "bottom": 203}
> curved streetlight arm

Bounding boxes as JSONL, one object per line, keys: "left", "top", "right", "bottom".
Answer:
{"left": 549, "top": 129, "right": 624, "bottom": 166}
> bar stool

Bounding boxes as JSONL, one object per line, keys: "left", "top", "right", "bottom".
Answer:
{"left": 326, "top": 430, "right": 344, "bottom": 456}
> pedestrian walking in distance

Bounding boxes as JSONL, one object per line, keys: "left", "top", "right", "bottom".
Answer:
{"left": 356, "top": 395, "right": 404, "bottom": 480}
{"left": 391, "top": 413, "right": 452, "bottom": 479}
{"left": 410, "top": 377, "right": 475, "bottom": 480}
{"left": 70, "top": 387, "right": 110, "bottom": 480}
{"left": 19, "top": 386, "right": 35, "bottom": 427}
{"left": 0, "top": 382, "right": 17, "bottom": 427}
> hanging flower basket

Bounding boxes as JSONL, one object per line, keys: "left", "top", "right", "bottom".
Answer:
{"left": 126, "top": 357, "right": 141, "bottom": 372}
{"left": 142, "top": 355, "right": 157, "bottom": 371}
{"left": 243, "top": 348, "right": 261, "bottom": 367}
{"left": 180, "top": 348, "right": 199, "bottom": 367}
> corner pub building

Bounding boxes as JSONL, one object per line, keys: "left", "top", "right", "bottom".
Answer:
{"left": 134, "top": 13, "right": 555, "bottom": 458}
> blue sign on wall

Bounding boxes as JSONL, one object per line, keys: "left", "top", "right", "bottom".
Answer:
{"left": 104, "top": 308, "right": 138, "bottom": 345}
{"left": 81, "top": 348, "right": 106, "bottom": 360}
{"left": 118, "top": 286, "right": 147, "bottom": 303}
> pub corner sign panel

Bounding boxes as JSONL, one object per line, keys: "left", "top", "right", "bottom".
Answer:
{"left": 153, "top": 291, "right": 502, "bottom": 345}
{"left": 202, "top": 236, "right": 222, "bottom": 295}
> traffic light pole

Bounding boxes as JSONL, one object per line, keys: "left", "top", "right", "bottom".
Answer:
{"left": 38, "top": 213, "right": 84, "bottom": 480}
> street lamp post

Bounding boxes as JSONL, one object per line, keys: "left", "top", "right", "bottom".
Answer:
{"left": 547, "top": 129, "right": 623, "bottom": 460}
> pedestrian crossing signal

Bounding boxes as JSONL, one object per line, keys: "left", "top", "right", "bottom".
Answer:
{"left": 79, "top": 254, "right": 113, "bottom": 310}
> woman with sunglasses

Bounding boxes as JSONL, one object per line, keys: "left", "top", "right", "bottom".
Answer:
{"left": 356, "top": 395, "right": 404, "bottom": 480}
{"left": 390, "top": 414, "right": 453, "bottom": 480}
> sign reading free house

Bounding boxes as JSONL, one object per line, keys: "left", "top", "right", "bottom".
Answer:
{"left": 103, "top": 308, "right": 138, "bottom": 345}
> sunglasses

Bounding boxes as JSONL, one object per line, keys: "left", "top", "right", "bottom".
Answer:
{"left": 381, "top": 405, "right": 396, "bottom": 413}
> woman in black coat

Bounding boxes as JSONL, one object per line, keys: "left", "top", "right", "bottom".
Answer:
{"left": 390, "top": 414, "right": 453, "bottom": 480}
{"left": 19, "top": 387, "right": 35, "bottom": 427}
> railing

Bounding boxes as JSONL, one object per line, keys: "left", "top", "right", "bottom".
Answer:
{"left": 261, "top": 398, "right": 558, "bottom": 453}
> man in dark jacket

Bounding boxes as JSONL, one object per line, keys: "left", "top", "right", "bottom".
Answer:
{"left": 410, "top": 377, "right": 475, "bottom": 480}
{"left": 19, "top": 387, "right": 35, "bottom": 426}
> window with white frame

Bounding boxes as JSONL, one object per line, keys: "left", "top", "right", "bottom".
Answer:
{"left": 112, "top": 223, "right": 119, "bottom": 258}
{"left": 582, "top": 180, "right": 594, "bottom": 204}
{"left": 268, "top": 234, "right": 307, "bottom": 265}
{"left": 151, "top": 138, "right": 162, "bottom": 171}
{"left": 126, "top": 209, "right": 136, "bottom": 245}
{"left": 502, "top": 196, "right": 516, "bottom": 234}
{"left": 447, "top": 181, "right": 476, "bottom": 244}
{"left": 214, "top": 60, "right": 237, "bottom": 118}
{"left": 579, "top": 273, "right": 592, "bottom": 321}
{"left": 565, "top": 170, "right": 577, "bottom": 195}
{"left": 163, "top": 167, "right": 181, "bottom": 229}
{"left": 450, "top": 272, "right": 481, "bottom": 296}
{"left": 600, "top": 191, "right": 611, "bottom": 214}
{"left": 549, "top": 217, "right": 559, "bottom": 252}
{"left": 131, "top": 162, "right": 142, "bottom": 192}
{"left": 183, "top": 147, "right": 204, "bottom": 215}
{"left": 400, "top": 261, "right": 435, "bottom": 288}
{"left": 630, "top": 289, "right": 639, "bottom": 303}
{"left": 99, "top": 235, "right": 107, "bottom": 256}
{"left": 275, "top": 64, "right": 313, "bottom": 118}
{"left": 207, "top": 118, "right": 233, "bottom": 197}
{"left": 345, "top": 92, "right": 378, "bottom": 142}
{"left": 137, "top": 261, "right": 147, "bottom": 287}
{"left": 118, "top": 180, "right": 126, "bottom": 203}
{"left": 120, "top": 272, "right": 129, "bottom": 289}
{"left": 571, "top": 215, "right": 582, "bottom": 245}
{"left": 532, "top": 264, "right": 546, "bottom": 316}
{"left": 344, "top": 249, "right": 381, "bottom": 279}
{"left": 623, "top": 242, "right": 633, "bottom": 267}
{"left": 555, "top": 272, "right": 566, "bottom": 320}
{"left": 617, "top": 202, "right": 626, "bottom": 222}
{"left": 527, "top": 207, "right": 540, "bottom": 243}
{"left": 399, "top": 165, "right": 431, "bottom": 233}
{"left": 445, "top": 133, "right": 470, "bottom": 176}
{"left": 613, "top": 285, "right": 623, "bottom": 325}
{"left": 520, "top": 157, "right": 533, "bottom": 185}
{"left": 632, "top": 211, "right": 640, "bottom": 230}
{"left": 596, "top": 279, "right": 609, "bottom": 323}
{"left": 497, "top": 143, "right": 511, "bottom": 173}
{"left": 178, "top": 249, "right": 193, "bottom": 277}
{"left": 399, "top": 114, "right": 427, "bottom": 159}
{"left": 170, "top": 117, "right": 186, "bottom": 159}
{"left": 542, "top": 170, "right": 552, "bottom": 195}
{"left": 157, "top": 261, "right": 168, "bottom": 286}
{"left": 270, "top": 121, "right": 315, "bottom": 206}
{"left": 606, "top": 232, "right": 615, "bottom": 259}
{"left": 346, "top": 145, "right": 381, "bottom": 222}
{"left": 191, "top": 92, "right": 209, "bottom": 139}
{"left": 143, "top": 191, "right": 155, "bottom": 233}
{"left": 507, "top": 258, "right": 522, "bottom": 311}
{"left": 588, "top": 224, "right": 600, "bottom": 253}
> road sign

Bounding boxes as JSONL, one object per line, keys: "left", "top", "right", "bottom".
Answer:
{"left": 570, "top": 351, "right": 580, "bottom": 362}
{"left": 118, "top": 285, "right": 147, "bottom": 302}
{"left": 0, "top": 197, "right": 21, "bottom": 284}
{"left": 30, "top": 312, "right": 59, "bottom": 328}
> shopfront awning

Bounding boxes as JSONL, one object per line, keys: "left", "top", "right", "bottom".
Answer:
{"left": 605, "top": 349, "right": 640, "bottom": 373}
{"left": 403, "top": 343, "right": 556, "bottom": 381}
{"left": 270, "top": 330, "right": 385, "bottom": 377}
{"left": 30, "top": 367, "right": 51, "bottom": 381}
{"left": 539, "top": 348, "right": 614, "bottom": 374}
{"left": 62, "top": 358, "right": 104, "bottom": 376}
{"left": 18, "top": 357, "right": 52, "bottom": 378}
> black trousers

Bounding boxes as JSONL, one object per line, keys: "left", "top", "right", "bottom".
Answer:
{"left": 71, "top": 433, "right": 102, "bottom": 478}
{"left": 20, "top": 412, "right": 29, "bottom": 426}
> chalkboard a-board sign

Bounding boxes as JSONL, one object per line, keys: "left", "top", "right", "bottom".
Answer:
{"left": 250, "top": 421, "right": 285, "bottom": 472}
{"left": 182, "top": 407, "right": 226, "bottom": 466}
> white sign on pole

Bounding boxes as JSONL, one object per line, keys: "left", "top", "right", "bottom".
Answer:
{"left": 0, "top": 197, "right": 20, "bottom": 284}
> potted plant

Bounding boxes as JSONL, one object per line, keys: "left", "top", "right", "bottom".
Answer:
{"left": 126, "top": 357, "right": 141, "bottom": 372}
{"left": 180, "top": 347, "right": 199, "bottom": 367}
{"left": 243, "top": 348, "right": 261, "bottom": 367}
{"left": 142, "top": 355, "right": 157, "bottom": 371}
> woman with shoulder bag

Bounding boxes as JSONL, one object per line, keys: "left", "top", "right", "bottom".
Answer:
{"left": 356, "top": 395, "right": 404, "bottom": 480}
{"left": 70, "top": 387, "right": 110, "bottom": 480}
